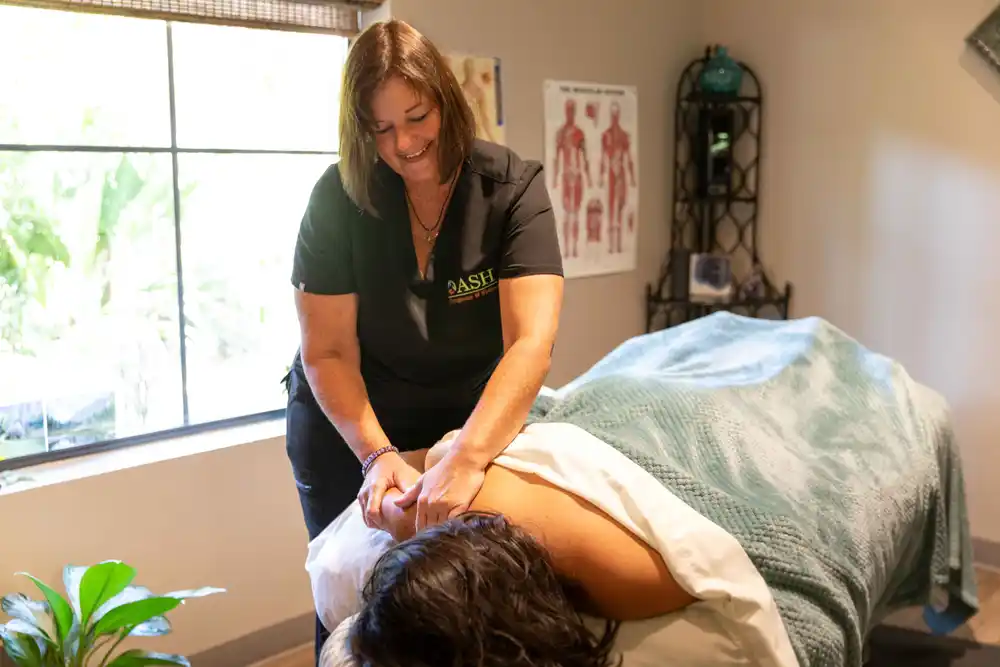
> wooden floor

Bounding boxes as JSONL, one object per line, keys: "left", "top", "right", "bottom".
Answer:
{"left": 883, "top": 564, "right": 1000, "bottom": 645}
{"left": 251, "top": 644, "right": 313, "bottom": 667}
{"left": 253, "top": 566, "right": 1000, "bottom": 667}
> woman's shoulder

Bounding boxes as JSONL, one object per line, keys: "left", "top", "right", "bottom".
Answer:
{"left": 466, "top": 139, "right": 544, "bottom": 188}
{"left": 309, "top": 161, "right": 350, "bottom": 205}
{"left": 306, "top": 161, "right": 374, "bottom": 222}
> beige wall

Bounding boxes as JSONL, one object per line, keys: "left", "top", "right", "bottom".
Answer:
{"left": 698, "top": 0, "right": 1000, "bottom": 541}
{"left": 0, "top": 0, "right": 699, "bottom": 661}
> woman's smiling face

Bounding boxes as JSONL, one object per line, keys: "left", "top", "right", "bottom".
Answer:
{"left": 370, "top": 75, "right": 442, "bottom": 186}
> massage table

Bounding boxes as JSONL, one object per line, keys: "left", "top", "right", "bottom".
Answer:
{"left": 305, "top": 313, "right": 979, "bottom": 667}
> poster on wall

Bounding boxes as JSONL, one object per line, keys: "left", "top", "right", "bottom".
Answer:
{"left": 445, "top": 53, "right": 505, "bottom": 145}
{"left": 543, "top": 79, "right": 639, "bottom": 279}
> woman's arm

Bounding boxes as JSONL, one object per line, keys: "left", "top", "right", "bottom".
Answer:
{"left": 295, "top": 290, "right": 392, "bottom": 462}
{"left": 297, "top": 288, "right": 424, "bottom": 526}
{"left": 291, "top": 168, "right": 397, "bottom": 465}
{"left": 450, "top": 161, "right": 565, "bottom": 469}
{"left": 448, "top": 274, "right": 563, "bottom": 469}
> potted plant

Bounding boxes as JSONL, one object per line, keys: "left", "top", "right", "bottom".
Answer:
{"left": 0, "top": 560, "right": 224, "bottom": 666}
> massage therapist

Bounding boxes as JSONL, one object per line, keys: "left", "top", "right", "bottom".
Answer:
{"left": 284, "top": 18, "right": 564, "bottom": 551}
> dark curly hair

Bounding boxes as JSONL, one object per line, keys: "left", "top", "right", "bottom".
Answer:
{"left": 347, "top": 512, "right": 622, "bottom": 667}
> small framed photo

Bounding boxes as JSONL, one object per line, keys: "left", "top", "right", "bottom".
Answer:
{"left": 968, "top": 4, "right": 1000, "bottom": 73}
{"left": 689, "top": 253, "right": 733, "bottom": 303}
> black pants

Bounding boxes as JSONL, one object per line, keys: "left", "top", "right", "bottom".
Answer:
{"left": 283, "top": 366, "right": 473, "bottom": 665}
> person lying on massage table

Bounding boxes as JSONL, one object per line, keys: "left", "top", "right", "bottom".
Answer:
{"left": 343, "top": 431, "right": 698, "bottom": 667}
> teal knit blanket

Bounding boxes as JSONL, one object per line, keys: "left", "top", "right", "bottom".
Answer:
{"left": 528, "top": 313, "right": 978, "bottom": 667}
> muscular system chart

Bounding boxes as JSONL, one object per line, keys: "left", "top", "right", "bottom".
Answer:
{"left": 544, "top": 79, "right": 639, "bottom": 279}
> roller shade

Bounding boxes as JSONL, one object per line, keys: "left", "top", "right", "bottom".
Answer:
{"left": 0, "top": 0, "right": 384, "bottom": 35}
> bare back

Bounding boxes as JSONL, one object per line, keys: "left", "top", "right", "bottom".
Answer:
{"left": 380, "top": 442, "right": 696, "bottom": 622}
{"left": 471, "top": 465, "right": 695, "bottom": 621}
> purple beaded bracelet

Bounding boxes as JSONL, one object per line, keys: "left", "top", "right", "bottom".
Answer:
{"left": 361, "top": 445, "right": 399, "bottom": 478}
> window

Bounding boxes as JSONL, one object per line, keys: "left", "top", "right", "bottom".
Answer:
{"left": 0, "top": 5, "right": 348, "bottom": 467}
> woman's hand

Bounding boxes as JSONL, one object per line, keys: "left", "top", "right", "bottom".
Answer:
{"left": 393, "top": 450, "right": 486, "bottom": 532}
{"left": 358, "top": 452, "right": 421, "bottom": 529}
{"left": 424, "top": 429, "right": 461, "bottom": 470}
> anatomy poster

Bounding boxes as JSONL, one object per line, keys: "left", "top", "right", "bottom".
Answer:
{"left": 445, "top": 53, "right": 505, "bottom": 145}
{"left": 543, "top": 79, "right": 639, "bottom": 279}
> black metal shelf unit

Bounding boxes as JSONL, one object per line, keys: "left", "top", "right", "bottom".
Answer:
{"left": 645, "top": 46, "right": 792, "bottom": 333}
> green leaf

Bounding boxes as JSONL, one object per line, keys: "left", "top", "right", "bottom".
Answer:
{"left": 0, "top": 624, "right": 44, "bottom": 667}
{"left": 93, "top": 586, "right": 153, "bottom": 622}
{"left": 23, "top": 226, "right": 69, "bottom": 265}
{"left": 1, "top": 621, "right": 57, "bottom": 665}
{"left": 16, "top": 574, "right": 73, "bottom": 645}
{"left": 62, "top": 629, "right": 80, "bottom": 664}
{"left": 92, "top": 597, "right": 180, "bottom": 638}
{"left": 130, "top": 616, "right": 170, "bottom": 638}
{"left": 1, "top": 594, "right": 50, "bottom": 635}
{"left": 161, "top": 587, "right": 226, "bottom": 600}
{"left": 31, "top": 638, "right": 52, "bottom": 667}
{"left": 61, "top": 566, "right": 86, "bottom": 618}
{"left": 3, "top": 620, "right": 48, "bottom": 644}
{"left": 78, "top": 562, "right": 136, "bottom": 628}
{"left": 105, "top": 649, "right": 190, "bottom": 667}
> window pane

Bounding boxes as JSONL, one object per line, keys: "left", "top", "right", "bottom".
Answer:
{"left": 0, "top": 151, "right": 182, "bottom": 462}
{"left": 177, "top": 153, "right": 332, "bottom": 424}
{"left": 0, "top": 6, "right": 171, "bottom": 148}
{"left": 171, "top": 23, "right": 348, "bottom": 152}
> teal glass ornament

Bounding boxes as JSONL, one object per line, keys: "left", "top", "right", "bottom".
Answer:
{"left": 699, "top": 46, "right": 743, "bottom": 96}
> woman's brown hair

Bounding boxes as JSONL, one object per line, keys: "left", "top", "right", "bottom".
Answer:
{"left": 348, "top": 512, "right": 622, "bottom": 667}
{"left": 338, "top": 19, "right": 476, "bottom": 216}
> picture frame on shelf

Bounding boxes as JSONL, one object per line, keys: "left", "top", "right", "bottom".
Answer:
{"left": 689, "top": 253, "right": 733, "bottom": 303}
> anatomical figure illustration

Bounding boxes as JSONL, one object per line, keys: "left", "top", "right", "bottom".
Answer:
{"left": 458, "top": 56, "right": 497, "bottom": 143}
{"left": 599, "top": 100, "right": 637, "bottom": 254}
{"left": 544, "top": 81, "right": 639, "bottom": 276}
{"left": 445, "top": 53, "right": 504, "bottom": 145}
{"left": 551, "top": 98, "right": 592, "bottom": 259}
{"left": 585, "top": 197, "right": 605, "bottom": 261}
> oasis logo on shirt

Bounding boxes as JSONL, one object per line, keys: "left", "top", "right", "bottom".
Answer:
{"left": 448, "top": 268, "right": 498, "bottom": 303}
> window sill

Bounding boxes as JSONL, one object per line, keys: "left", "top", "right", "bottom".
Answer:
{"left": 0, "top": 418, "right": 285, "bottom": 496}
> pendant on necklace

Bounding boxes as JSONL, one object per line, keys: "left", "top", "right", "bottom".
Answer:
{"left": 425, "top": 230, "right": 439, "bottom": 243}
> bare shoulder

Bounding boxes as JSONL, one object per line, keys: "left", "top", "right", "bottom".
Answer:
{"left": 471, "top": 465, "right": 696, "bottom": 621}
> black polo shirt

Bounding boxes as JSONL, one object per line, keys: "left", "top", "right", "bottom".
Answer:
{"left": 290, "top": 139, "right": 563, "bottom": 416}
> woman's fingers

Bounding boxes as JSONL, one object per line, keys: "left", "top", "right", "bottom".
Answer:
{"left": 366, "top": 479, "right": 387, "bottom": 527}
{"left": 414, "top": 496, "right": 450, "bottom": 532}
{"left": 357, "top": 489, "right": 371, "bottom": 527}
{"left": 393, "top": 476, "right": 422, "bottom": 508}
{"left": 358, "top": 480, "right": 376, "bottom": 527}
{"left": 415, "top": 494, "right": 430, "bottom": 532}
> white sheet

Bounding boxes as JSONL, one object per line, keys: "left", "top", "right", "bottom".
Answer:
{"left": 306, "top": 422, "right": 800, "bottom": 667}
